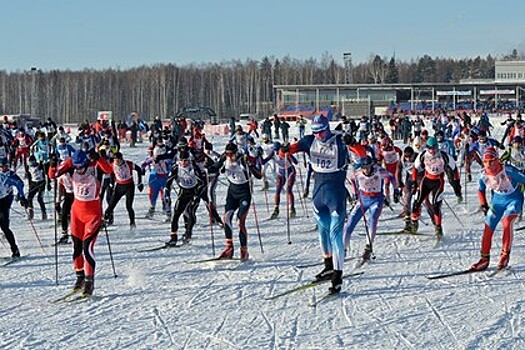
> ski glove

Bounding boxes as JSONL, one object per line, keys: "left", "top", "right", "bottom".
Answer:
{"left": 480, "top": 204, "right": 489, "bottom": 216}
{"left": 19, "top": 196, "right": 29, "bottom": 208}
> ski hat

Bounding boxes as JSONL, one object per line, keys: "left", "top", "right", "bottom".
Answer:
{"left": 483, "top": 146, "right": 499, "bottom": 162}
{"left": 225, "top": 142, "right": 238, "bottom": 153}
{"left": 179, "top": 150, "right": 190, "bottom": 160}
{"left": 360, "top": 155, "right": 374, "bottom": 169}
{"left": 273, "top": 141, "right": 282, "bottom": 152}
{"left": 311, "top": 115, "right": 329, "bottom": 133}
{"left": 426, "top": 137, "right": 438, "bottom": 149}
{"left": 72, "top": 150, "right": 89, "bottom": 168}
{"left": 512, "top": 136, "right": 522, "bottom": 144}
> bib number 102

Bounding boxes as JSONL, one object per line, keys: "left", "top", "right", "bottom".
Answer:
{"left": 316, "top": 159, "right": 331, "bottom": 168}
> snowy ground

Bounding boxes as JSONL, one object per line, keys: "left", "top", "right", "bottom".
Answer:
{"left": 2, "top": 116, "right": 525, "bottom": 349}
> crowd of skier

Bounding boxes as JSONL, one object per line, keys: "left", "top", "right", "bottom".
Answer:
{"left": 1, "top": 109, "right": 525, "bottom": 297}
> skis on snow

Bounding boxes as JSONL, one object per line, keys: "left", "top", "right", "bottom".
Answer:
{"left": 265, "top": 272, "right": 364, "bottom": 301}
{"left": 1, "top": 255, "right": 29, "bottom": 266}
{"left": 426, "top": 266, "right": 510, "bottom": 280}
{"left": 135, "top": 241, "right": 189, "bottom": 252}
{"left": 295, "top": 256, "right": 353, "bottom": 269}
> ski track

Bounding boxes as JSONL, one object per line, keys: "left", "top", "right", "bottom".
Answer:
{"left": 4, "top": 119, "right": 525, "bottom": 348}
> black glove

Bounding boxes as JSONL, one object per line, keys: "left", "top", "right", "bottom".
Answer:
{"left": 137, "top": 183, "right": 144, "bottom": 192}
{"left": 411, "top": 181, "right": 418, "bottom": 195}
{"left": 480, "top": 204, "right": 489, "bottom": 215}
{"left": 281, "top": 142, "right": 290, "bottom": 153}
{"left": 19, "top": 196, "right": 29, "bottom": 208}
{"left": 393, "top": 188, "right": 401, "bottom": 203}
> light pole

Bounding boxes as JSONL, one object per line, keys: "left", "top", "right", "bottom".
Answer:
{"left": 343, "top": 52, "right": 353, "bottom": 84}
{"left": 30, "top": 67, "right": 37, "bottom": 117}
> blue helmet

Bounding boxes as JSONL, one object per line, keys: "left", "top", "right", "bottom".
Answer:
{"left": 273, "top": 141, "right": 282, "bottom": 152}
{"left": 311, "top": 115, "right": 329, "bottom": 133}
{"left": 72, "top": 150, "right": 89, "bottom": 168}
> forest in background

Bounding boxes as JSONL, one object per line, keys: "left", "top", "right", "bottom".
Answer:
{"left": 0, "top": 49, "right": 523, "bottom": 124}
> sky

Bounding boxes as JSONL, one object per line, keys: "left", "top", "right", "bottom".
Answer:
{"left": 1, "top": 0, "right": 525, "bottom": 72}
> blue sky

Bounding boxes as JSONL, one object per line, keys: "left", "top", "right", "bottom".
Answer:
{"left": 1, "top": 0, "right": 524, "bottom": 72}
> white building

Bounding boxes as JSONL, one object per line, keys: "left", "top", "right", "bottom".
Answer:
{"left": 495, "top": 61, "right": 525, "bottom": 83}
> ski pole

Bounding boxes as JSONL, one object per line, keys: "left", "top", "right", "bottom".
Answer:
{"left": 24, "top": 208, "right": 47, "bottom": 255}
{"left": 103, "top": 223, "right": 118, "bottom": 278}
{"left": 246, "top": 159, "right": 264, "bottom": 253}
{"left": 284, "top": 153, "right": 291, "bottom": 244}
{"left": 53, "top": 179, "right": 59, "bottom": 285}
{"left": 296, "top": 165, "right": 309, "bottom": 218}
{"left": 204, "top": 170, "right": 216, "bottom": 256}
{"left": 443, "top": 198, "right": 465, "bottom": 228}
{"left": 262, "top": 171, "right": 270, "bottom": 214}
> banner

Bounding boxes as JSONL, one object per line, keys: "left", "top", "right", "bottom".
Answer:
{"left": 479, "top": 89, "right": 515, "bottom": 95}
{"left": 436, "top": 90, "right": 471, "bottom": 96}
{"left": 98, "top": 111, "right": 113, "bottom": 121}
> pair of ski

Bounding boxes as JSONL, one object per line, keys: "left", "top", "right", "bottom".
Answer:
{"left": 48, "top": 289, "right": 92, "bottom": 303}
{"left": 265, "top": 271, "right": 364, "bottom": 303}
{"left": 426, "top": 266, "right": 510, "bottom": 280}
{"left": 136, "top": 240, "right": 190, "bottom": 252}
{"left": 1, "top": 255, "right": 29, "bottom": 267}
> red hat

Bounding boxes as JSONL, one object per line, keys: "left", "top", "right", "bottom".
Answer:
{"left": 483, "top": 147, "right": 499, "bottom": 162}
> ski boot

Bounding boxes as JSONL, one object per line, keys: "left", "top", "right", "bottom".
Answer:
{"left": 27, "top": 208, "right": 34, "bottom": 221}
{"left": 497, "top": 250, "right": 510, "bottom": 270}
{"left": 315, "top": 257, "right": 334, "bottom": 281}
{"left": 166, "top": 233, "right": 178, "bottom": 247}
{"left": 290, "top": 207, "right": 297, "bottom": 218}
{"left": 470, "top": 254, "right": 490, "bottom": 271}
{"left": 302, "top": 189, "right": 309, "bottom": 199}
{"left": 218, "top": 240, "right": 234, "bottom": 259}
{"left": 41, "top": 210, "right": 48, "bottom": 221}
{"left": 83, "top": 275, "right": 94, "bottom": 296}
{"left": 130, "top": 223, "right": 136, "bottom": 231}
{"left": 11, "top": 247, "right": 20, "bottom": 258}
{"left": 58, "top": 233, "right": 69, "bottom": 244}
{"left": 182, "top": 231, "right": 192, "bottom": 244}
{"left": 261, "top": 180, "right": 269, "bottom": 191}
{"left": 164, "top": 212, "right": 171, "bottom": 223}
{"left": 361, "top": 244, "right": 373, "bottom": 262}
{"left": 467, "top": 174, "right": 472, "bottom": 182}
{"left": 328, "top": 270, "right": 343, "bottom": 295}
{"left": 145, "top": 207, "right": 155, "bottom": 219}
{"left": 269, "top": 206, "right": 279, "bottom": 220}
{"left": 408, "top": 220, "right": 419, "bottom": 234}
{"left": 73, "top": 270, "right": 85, "bottom": 291}
{"left": 402, "top": 216, "right": 412, "bottom": 233}
{"left": 240, "top": 246, "right": 249, "bottom": 261}
{"left": 456, "top": 195, "right": 463, "bottom": 205}
{"left": 435, "top": 225, "right": 443, "bottom": 240}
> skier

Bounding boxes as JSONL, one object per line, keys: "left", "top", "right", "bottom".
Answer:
{"left": 103, "top": 152, "right": 144, "bottom": 229}
{"left": 12, "top": 129, "right": 32, "bottom": 170}
{"left": 470, "top": 147, "right": 525, "bottom": 271}
{"left": 0, "top": 157, "right": 28, "bottom": 257}
{"left": 26, "top": 155, "right": 47, "bottom": 220}
{"left": 263, "top": 141, "right": 298, "bottom": 220}
{"left": 344, "top": 156, "right": 397, "bottom": 265}
{"left": 260, "top": 133, "right": 275, "bottom": 191}
{"left": 282, "top": 115, "right": 348, "bottom": 294}
{"left": 48, "top": 150, "right": 113, "bottom": 296}
{"left": 142, "top": 145, "right": 172, "bottom": 220}
{"left": 397, "top": 146, "right": 418, "bottom": 223}
{"left": 500, "top": 136, "right": 525, "bottom": 172}
{"left": 206, "top": 142, "right": 262, "bottom": 261}
{"left": 164, "top": 150, "right": 205, "bottom": 246}
{"left": 407, "top": 137, "right": 462, "bottom": 238}
{"left": 377, "top": 137, "right": 402, "bottom": 205}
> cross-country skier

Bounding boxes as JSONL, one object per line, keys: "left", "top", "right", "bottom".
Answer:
{"left": 281, "top": 115, "right": 348, "bottom": 294}
{"left": 397, "top": 146, "right": 418, "bottom": 223}
{"left": 344, "top": 156, "right": 397, "bottom": 265}
{"left": 0, "top": 157, "right": 28, "bottom": 257}
{"left": 470, "top": 147, "right": 525, "bottom": 271}
{"left": 263, "top": 141, "right": 298, "bottom": 220}
{"left": 164, "top": 150, "right": 205, "bottom": 246}
{"left": 48, "top": 149, "right": 113, "bottom": 296}
{"left": 26, "top": 155, "right": 47, "bottom": 220}
{"left": 206, "top": 142, "right": 262, "bottom": 261}
{"left": 103, "top": 152, "right": 144, "bottom": 229}
{"left": 142, "top": 145, "right": 172, "bottom": 221}
{"left": 500, "top": 136, "right": 525, "bottom": 172}
{"left": 407, "top": 136, "right": 462, "bottom": 238}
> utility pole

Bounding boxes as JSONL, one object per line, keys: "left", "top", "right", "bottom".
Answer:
{"left": 30, "top": 67, "right": 37, "bottom": 117}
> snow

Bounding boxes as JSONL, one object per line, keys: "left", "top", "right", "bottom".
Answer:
{"left": 2, "top": 115, "right": 525, "bottom": 349}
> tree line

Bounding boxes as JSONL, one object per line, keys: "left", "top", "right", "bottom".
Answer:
{"left": 0, "top": 49, "right": 522, "bottom": 124}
